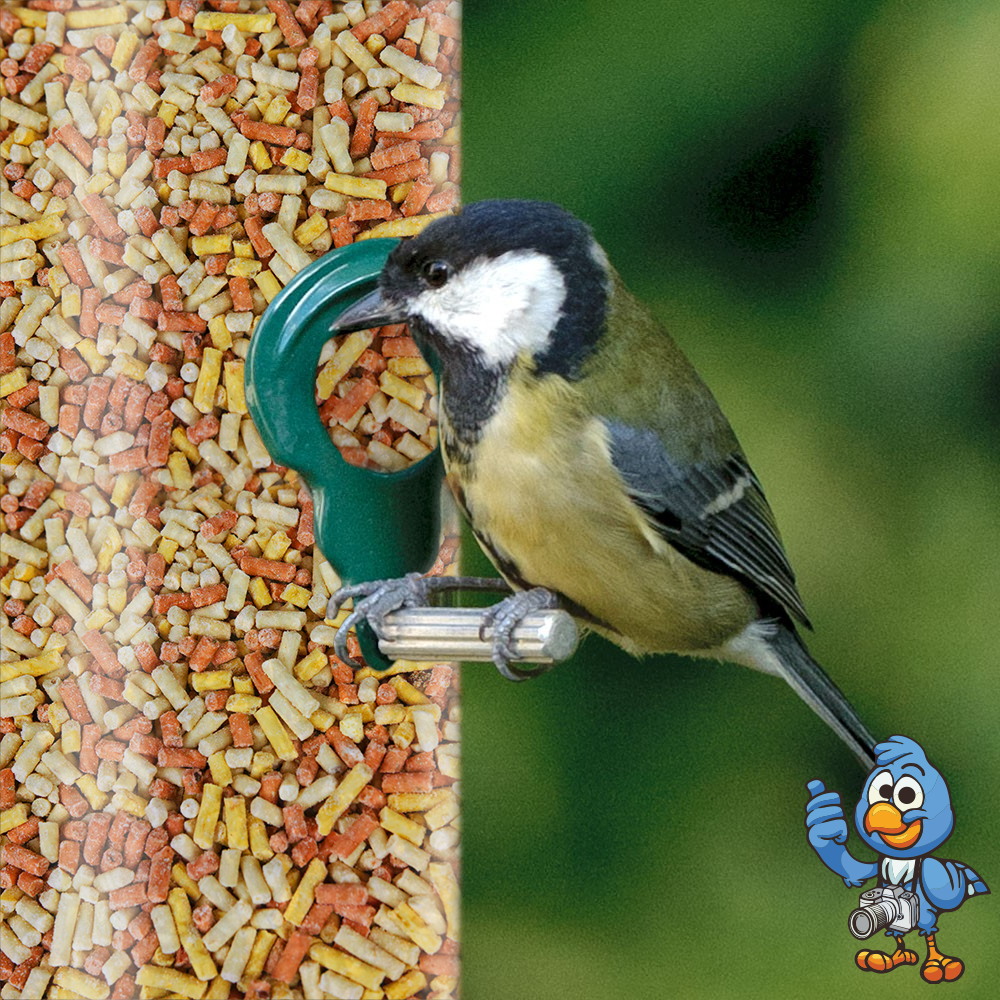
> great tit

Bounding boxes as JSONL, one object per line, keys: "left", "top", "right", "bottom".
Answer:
{"left": 331, "top": 199, "right": 877, "bottom": 767}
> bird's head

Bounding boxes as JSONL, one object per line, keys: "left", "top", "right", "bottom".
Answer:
{"left": 332, "top": 200, "right": 611, "bottom": 379}
{"left": 853, "top": 735, "right": 954, "bottom": 859}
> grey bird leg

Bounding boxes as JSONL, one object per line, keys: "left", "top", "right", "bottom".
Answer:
{"left": 329, "top": 576, "right": 563, "bottom": 677}
{"left": 328, "top": 574, "right": 511, "bottom": 668}
{"left": 478, "top": 587, "right": 561, "bottom": 681}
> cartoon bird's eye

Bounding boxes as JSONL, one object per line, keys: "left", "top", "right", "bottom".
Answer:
{"left": 422, "top": 259, "right": 450, "bottom": 288}
{"left": 867, "top": 770, "right": 894, "bottom": 805}
{"left": 893, "top": 776, "right": 924, "bottom": 812}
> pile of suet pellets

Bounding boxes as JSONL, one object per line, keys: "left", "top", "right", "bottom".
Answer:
{"left": 1, "top": 2, "right": 461, "bottom": 998}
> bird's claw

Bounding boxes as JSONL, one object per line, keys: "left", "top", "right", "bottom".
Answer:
{"left": 328, "top": 576, "right": 560, "bottom": 677}
{"left": 478, "top": 587, "right": 559, "bottom": 681}
{"left": 328, "top": 572, "right": 433, "bottom": 668}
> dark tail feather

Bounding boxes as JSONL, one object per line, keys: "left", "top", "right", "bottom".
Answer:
{"left": 767, "top": 625, "right": 877, "bottom": 769}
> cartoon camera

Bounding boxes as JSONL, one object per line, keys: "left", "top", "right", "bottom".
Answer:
{"left": 849, "top": 885, "right": 920, "bottom": 939}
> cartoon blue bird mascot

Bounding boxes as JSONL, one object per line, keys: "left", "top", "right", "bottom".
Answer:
{"left": 805, "top": 735, "right": 988, "bottom": 983}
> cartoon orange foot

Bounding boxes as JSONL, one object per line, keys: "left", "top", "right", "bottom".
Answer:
{"left": 855, "top": 936, "right": 919, "bottom": 973}
{"left": 921, "top": 935, "right": 964, "bottom": 983}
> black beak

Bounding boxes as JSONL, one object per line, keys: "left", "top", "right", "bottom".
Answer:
{"left": 331, "top": 288, "right": 409, "bottom": 333}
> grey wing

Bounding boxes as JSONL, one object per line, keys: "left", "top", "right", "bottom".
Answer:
{"left": 604, "top": 419, "right": 811, "bottom": 628}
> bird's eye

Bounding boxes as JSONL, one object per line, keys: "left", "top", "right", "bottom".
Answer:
{"left": 867, "top": 770, "right": 894, "bottom": 805}
{"left": 893, "top": 776, "right": 924, "bottom": 812}
{"left": 421, "top": 259, "right": 450, "bottom": 288}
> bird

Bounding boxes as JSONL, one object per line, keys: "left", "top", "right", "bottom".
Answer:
{"left": 329, "top": 198, "right": 877, "bottom": 767}
{"left": 805, "top": 735, "right": 989, "bottom": 982}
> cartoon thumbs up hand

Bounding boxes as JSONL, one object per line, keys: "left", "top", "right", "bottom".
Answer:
{"left": 804, "top": 779, "right": 873, "bottom": 886}
{"left": 806, "top": 779, "right": 850, "bottom": 852}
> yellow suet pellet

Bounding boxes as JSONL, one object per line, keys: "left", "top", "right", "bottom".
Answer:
{"left": 193, "top": 347, "right": 223, "bottom": 414}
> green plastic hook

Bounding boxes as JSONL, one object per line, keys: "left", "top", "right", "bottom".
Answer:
{"left": 245, "top": 240, "right": 445, "bottom": 670}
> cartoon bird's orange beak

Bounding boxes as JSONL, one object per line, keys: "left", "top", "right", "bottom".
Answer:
{"left": 864, "top": 801, "right": 923, "bottom": 850}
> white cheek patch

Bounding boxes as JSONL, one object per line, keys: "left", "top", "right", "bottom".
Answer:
{"left": 413, "top": 250, "right": 567, "bottom": 366}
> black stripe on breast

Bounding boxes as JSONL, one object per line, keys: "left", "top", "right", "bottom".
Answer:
{"left": 473, "top": 529, "right": 611, "bottom": 630}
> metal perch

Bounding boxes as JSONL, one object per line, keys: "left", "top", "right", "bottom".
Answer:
{"left": 374, "top": 607, "right": 580, "bottom": 664}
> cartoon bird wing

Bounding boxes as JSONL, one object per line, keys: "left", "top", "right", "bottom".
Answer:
{"left": 603, "top": 421, "right": 810, "bottom": 627}
{"left": 921, "top": 858, "right": 990, "bottom": 912}
{"left": 804, "top": 780, "right": 878, "bottom": 885}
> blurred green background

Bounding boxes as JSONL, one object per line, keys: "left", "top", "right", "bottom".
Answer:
{"left": 458, "top": 1, "right": 1000, "bottom": 997}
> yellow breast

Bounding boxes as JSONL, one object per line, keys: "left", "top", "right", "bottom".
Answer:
{"left": 442, "top": 368, "right": 755, "bottom": 654}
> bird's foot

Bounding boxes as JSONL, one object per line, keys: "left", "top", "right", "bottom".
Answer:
{"left": 328, "top": 574, "right": 508, "bottom": 667}
{"left": 921, "top": 956, "right": 964, "bottom": 983}
{"left": 478, "top": 587, "right": 560, "bottom": 681}
{"left": 921, "top": 933, "right": 964, "bottom": 983}
{"left": 855, "top": 947, "right": 919, "bottom": 973}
